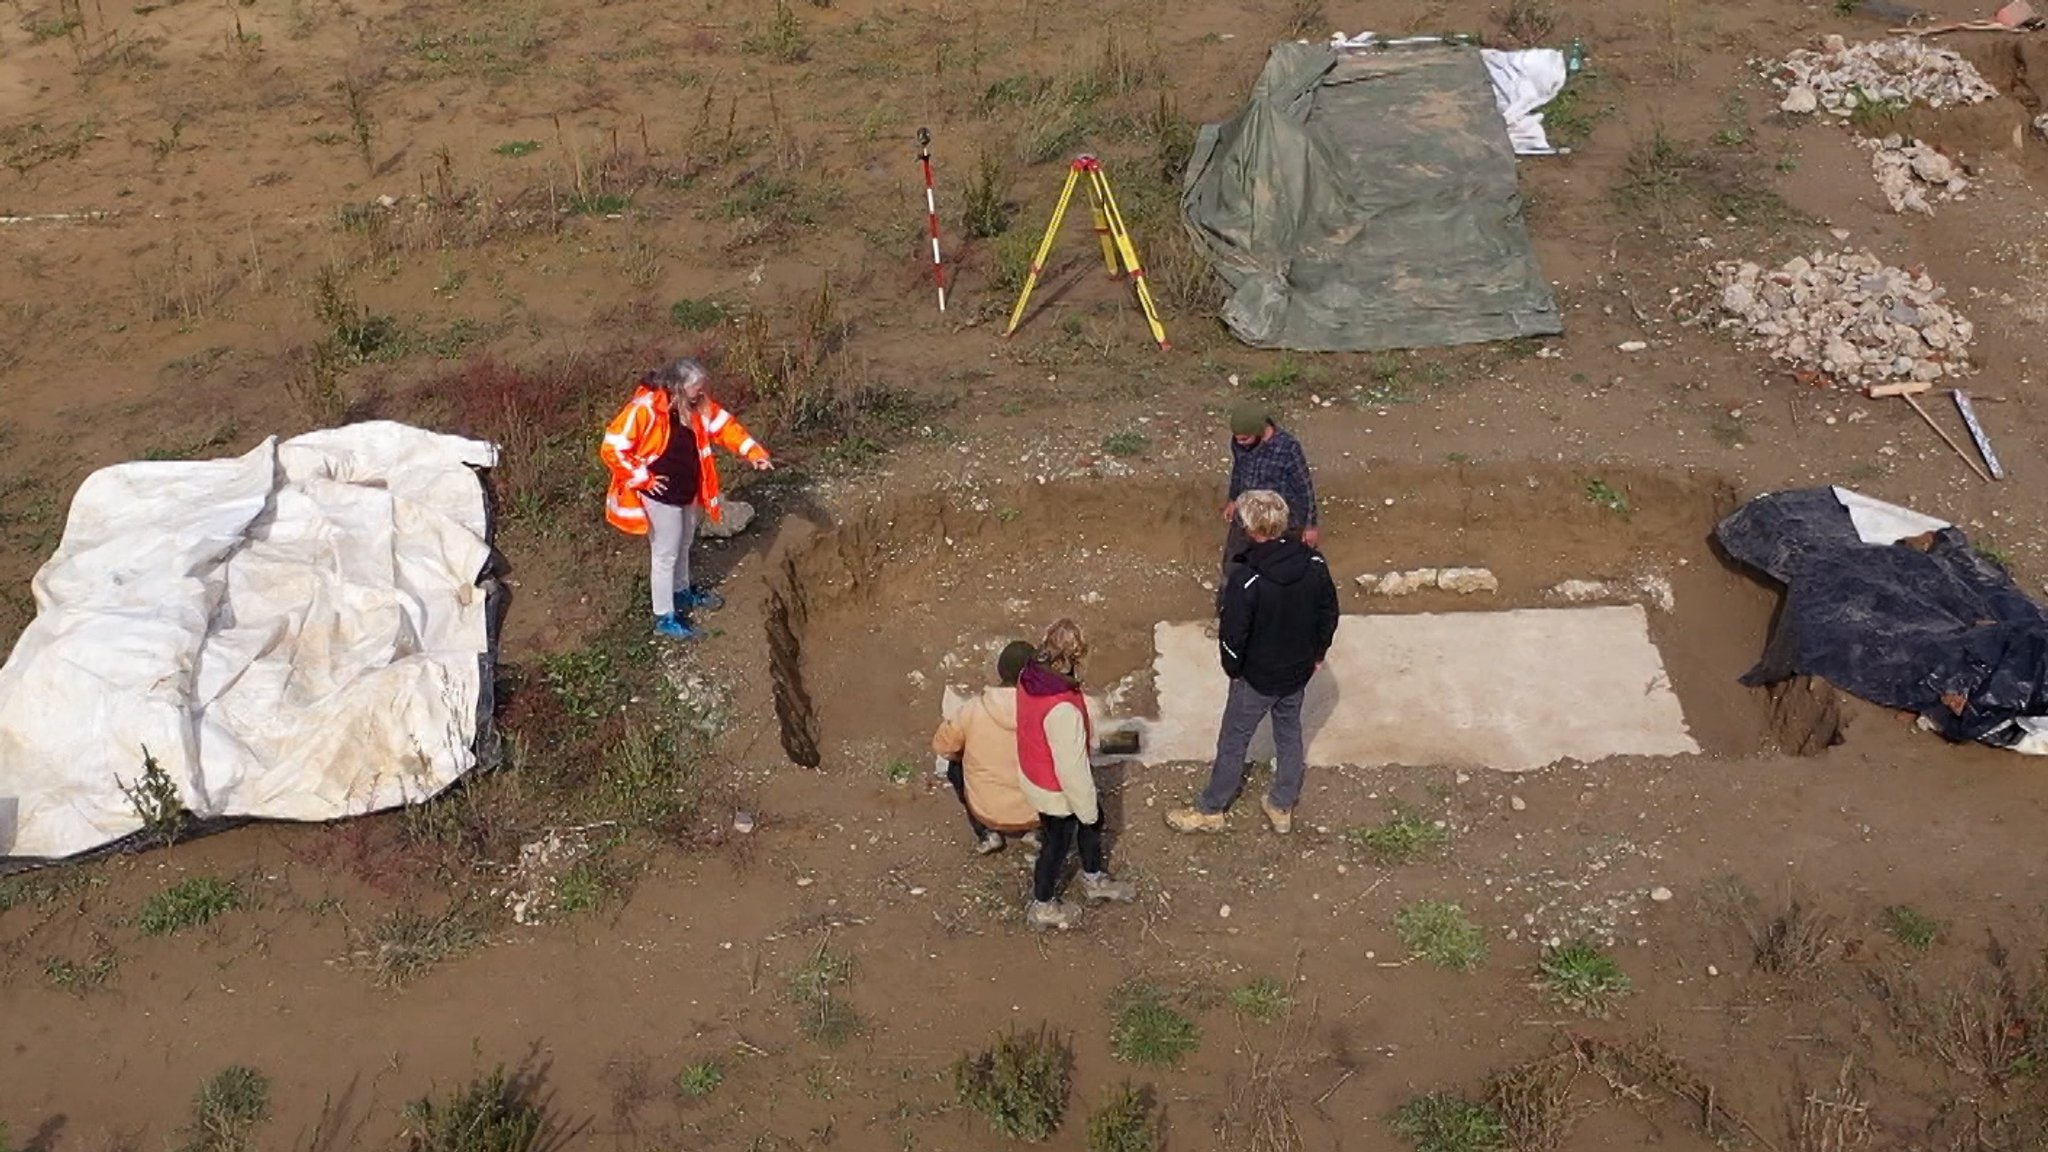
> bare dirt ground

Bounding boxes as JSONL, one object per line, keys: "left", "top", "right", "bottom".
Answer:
{"left": 8, "top": 0, "right": 2048, "bottom": 1146}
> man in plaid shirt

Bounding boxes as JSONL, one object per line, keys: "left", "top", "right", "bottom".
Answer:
{"left": 1218, "top": 403, "right": 1319, "bottom": 610}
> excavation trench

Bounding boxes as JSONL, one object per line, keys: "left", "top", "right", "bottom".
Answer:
{"left": 765, "top": 464, "right": 1783, "bottom": 772}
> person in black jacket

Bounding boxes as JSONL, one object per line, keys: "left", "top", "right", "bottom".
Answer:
{"left": 1168, "top": 489, "right": 1340, "bottom": 836}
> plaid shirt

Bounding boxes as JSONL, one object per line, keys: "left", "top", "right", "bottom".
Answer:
{"left": 1228, "top": 427, "right": 1317, "bottom": 530}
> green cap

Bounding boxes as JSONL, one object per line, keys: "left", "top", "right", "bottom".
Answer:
{"left": 1229, "top": 402, "right": 1270, "bottom": 437}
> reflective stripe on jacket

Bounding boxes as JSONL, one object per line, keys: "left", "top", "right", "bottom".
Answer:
{"left": 599, "top": 384, "right": 767, "bottom": 534}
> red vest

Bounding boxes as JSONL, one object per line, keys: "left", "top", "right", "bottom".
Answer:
{"left": 1016, "top": 679, "right": 1092, "bottom": 792}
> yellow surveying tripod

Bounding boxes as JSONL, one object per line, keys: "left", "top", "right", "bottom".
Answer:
{"left": 1003, "top": 154, "right": 1169, "bottom": 349}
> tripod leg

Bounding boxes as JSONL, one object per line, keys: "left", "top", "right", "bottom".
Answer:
{"left": 1096, "top": 171, "right": 1171, "bottom": 350}
{"left": 1005, "top": 166, "right": 1082, "bottom": 337}
{"left": 1085, "top": 175, "right": 1120, "bottom": 278}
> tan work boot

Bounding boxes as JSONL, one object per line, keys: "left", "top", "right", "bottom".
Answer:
{"left": 1260, "top": 797, "right": 1294, "bottom": 835}
{"left": 1165, "top": 807, "right": 1226, "bottom": 834}
{"left": 1080, "top": 871, "right": 1137, "bottom": 903}
{"left": 1026, "top": 899, "right": 1080, "bottom": 931}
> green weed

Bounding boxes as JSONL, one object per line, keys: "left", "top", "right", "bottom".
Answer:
{"left": 1396, "top": 901, "right": 1486, "bottom": 971}
{"left": 348, "top": 903, "right": 484, "bottom": 988}
{"left": 494, "top": 140, "right": 541, "bottom": 157}
{"left": 553, "top": 845, "right": 637, "bottom": 917}
{"left": 1846, "top": 94, "right": 1908, "bottom": 134}
{"left": 42, "top": 936, "right": 120, "bottom": 995}
{"left": 954, "top": 1025, "right": 1072, "bottom": 1142}
{"left": 675, "top": 1061, "right": 724, "bottom": 1099}
{"left": 139, "top": 876, "right": 243, "bottom": 935}
{"left": 742, "top": 0, "right": 809, "bottom": 62}
{"left": 1227, "top": 977, "right": 1292, "bottom": 1023}
{"left": 312, "top": 267, "right": 401, "bottom": 363}
{"left": 1541, "top": 81, "right": 1599, "bottom": 146}
{"left": 1101, "top": 431, "right": 1147, "bottom": 457}
{"left": 178, "top": 1065, "right": 271, "bottom": 1152}
{"left": 1392, "top": 1091, "right": 1507, "bottom": 1152}
{"left": 1246, "top": 357, "right": 1306, "bottom": 392}
{"left": 1584, "top": 479, "right": 1629, "bottom": 514}
{"left": 669, "top": 297, "right": 728, "bottom": 330}
{"left": 1109, "top": 982, "right": 1200, "bottom": 1069}
{"left": 1882, "top": 904, "right": 1940, "bottom": 951}
{"left": 884, "top": 758, "right": 917, "bottom": 785}
{"left": 1347, "top": 811, "right": 1449, "bottom": 866}
{"left": 117, "top": 745, "right": 185, "bottom": 847}
{"left": 962, "top": 146, "right": 1010, "bottom": 239}
{"left": 1614, "top": 126, "right": 1696, "bottom": 226}
{"left": 787, "top": 944, "right": 862, "bottom": 1047}
{"left": 565, "top": 191, "right": 630, "bottom": 216}
{"left": 30, "top": 17, "right": 81, "bottom": 40}
{"left": 1086, "top": 1082, "right": 1160, "bottom": 1152}
{"left": 986, "top": 229, "right": 1039, "bottom": 295}
{"left": 1536, "top": 940, "right": 1631, "bottom": 1015}
{"left": 400, "top": 1067, "right": 548, "bottom": 1152}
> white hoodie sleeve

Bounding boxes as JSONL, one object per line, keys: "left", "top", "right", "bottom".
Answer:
{"left": 1043, "top": 701, "right": 1099, "bottom": 825}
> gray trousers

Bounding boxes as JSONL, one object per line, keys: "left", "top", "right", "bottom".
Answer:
{"left": 1199, "top": 678, "right": 1307, "bottom": 813}
{"left": 646, "top": 499, "right": 702, "bottom": 616}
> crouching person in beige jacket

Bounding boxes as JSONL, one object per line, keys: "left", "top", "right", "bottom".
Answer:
{"left": 931, "top": 640, "right": 1043, "bottom": 855}
{"left": 1014, "top": 618, "right": 1136, "bottom": 931}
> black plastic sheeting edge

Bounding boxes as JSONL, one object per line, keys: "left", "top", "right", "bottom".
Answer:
{"left": 1714, "top": 487, "right": 2048, "bottom": 747}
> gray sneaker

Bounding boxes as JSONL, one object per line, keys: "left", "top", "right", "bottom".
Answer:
{"left": 975, "top": 831, "right": 1005, "bottom": 856}
{"left": 1080, "top": 871, "right": 1137, "bottom": 903}
{"left": 1025, "top": 900, "right": 1079, "bottom": 931}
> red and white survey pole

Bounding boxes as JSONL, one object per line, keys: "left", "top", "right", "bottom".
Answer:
{"left": 917, "top": 127, "right": 946, "bottom": 313}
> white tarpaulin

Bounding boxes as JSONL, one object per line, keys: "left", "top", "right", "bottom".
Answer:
{"left": 0, "top": 422, "right": 499, "bottom": 859}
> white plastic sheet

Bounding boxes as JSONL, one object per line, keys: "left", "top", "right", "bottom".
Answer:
{"left": 0, "top": 423, "right": 498, "bottom": 859}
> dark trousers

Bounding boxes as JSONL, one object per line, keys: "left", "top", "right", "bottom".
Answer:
{"left": 944, "top": 760, "right": 991, "bottom": 840}
{"left": 1199, "top": 678, "right": 1308, "bottom": 813}
{"left": 1033, "top": 814, "right": 1105, "bottom": 902}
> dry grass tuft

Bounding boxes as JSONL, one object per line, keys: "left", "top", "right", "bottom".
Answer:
{"left": 1749, "top": 895, "right": 1840, "bottom": 979}
{"left": 1794, "top": 1057, "right": 1872, "bottom": 1152}
{"left": 1488, "top": 1051, "right": 1582, "bottom": 1151}
{"left": 1869, "top": 933, "right": 2044, "bottom": 1090}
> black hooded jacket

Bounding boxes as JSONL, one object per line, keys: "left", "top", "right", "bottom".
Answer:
{"left": 1219, "top": 537, "right": 1341, "bottom": 697}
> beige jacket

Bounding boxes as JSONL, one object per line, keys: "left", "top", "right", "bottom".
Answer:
{"left": 931, "top": 687, "right": 1039, "bottom": 832}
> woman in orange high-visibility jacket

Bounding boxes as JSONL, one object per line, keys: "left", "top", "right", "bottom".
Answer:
{"left": 600, "top": 358, "right": 772, "bottom": 639}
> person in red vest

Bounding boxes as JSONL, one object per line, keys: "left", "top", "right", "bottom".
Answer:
{"left": 1015, "top": 618, "right": 1136, "bottom": 931}
{"left": 600, "top": 358, "right": 772, "bottom": 639}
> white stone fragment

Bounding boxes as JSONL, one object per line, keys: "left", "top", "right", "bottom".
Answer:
{"left": 1436, "top": 567, "right": 1500, "bottom": 594}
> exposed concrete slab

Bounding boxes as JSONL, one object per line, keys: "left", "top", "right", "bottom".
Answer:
{"left": 1140, "top": 606, "right": 1699, "bottom": 773}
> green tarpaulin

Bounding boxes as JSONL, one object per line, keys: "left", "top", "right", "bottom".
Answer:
{"left": 1181, "top": 42, "right": 1563, "bottom": 352}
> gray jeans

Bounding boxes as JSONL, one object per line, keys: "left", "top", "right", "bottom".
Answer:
{"left": 1199, "top": 678, "right": 1307, "bottom": 814}
{"left": 646, "top": 499, "right": 702, "bottom": 616}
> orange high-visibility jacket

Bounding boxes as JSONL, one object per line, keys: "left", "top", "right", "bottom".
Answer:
{"left": 599, "top": 384, "right": 767, "bottom": 534}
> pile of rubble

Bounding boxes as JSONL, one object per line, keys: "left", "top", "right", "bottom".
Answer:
{"left": 1711, "top": 251, "right": 1973, "bottom": 387}
{"left": 1862, "top": 136, "right": 1968, "bottom": 214}
{"left": 1775, "top": 35, "right": 1997, "bottom": 116}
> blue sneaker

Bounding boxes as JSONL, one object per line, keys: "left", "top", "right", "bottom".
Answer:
{"left": 652, "top": 613, "right": 699, "bottom": 640}
{"left": 676, "top": 586, "right": 725, "bottom": 612}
